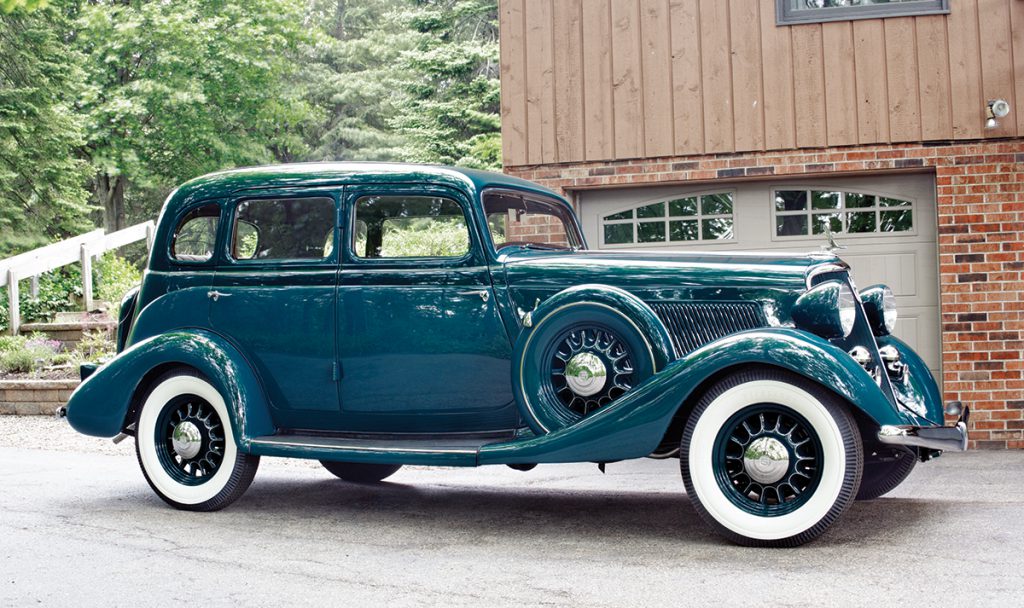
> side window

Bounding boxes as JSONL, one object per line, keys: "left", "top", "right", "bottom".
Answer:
{"left": 230, "top": 197, "right": 335, "bottom": 261}
{"left": 352, "top": 195, "right": 470, "bottom": 259}
{"left": 171, "top": 203, "right": 220, "bottom": 263}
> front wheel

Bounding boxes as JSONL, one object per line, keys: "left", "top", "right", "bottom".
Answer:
{"left": 681, "top": 368, "right": 863, "bottom": 547}
{"left": 135, "top": 369, "right": 259, "bottom": 511}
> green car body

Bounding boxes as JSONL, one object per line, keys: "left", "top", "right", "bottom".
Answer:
{"left": 62, "top": 163, "right": 966, "bottom": 544}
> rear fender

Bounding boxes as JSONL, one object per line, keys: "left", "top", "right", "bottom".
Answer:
{"left": 481, "top": 328, "right": 906, "bottom": 464}
{"left": 64, "top": 330, "right": 274, "bottom": 449}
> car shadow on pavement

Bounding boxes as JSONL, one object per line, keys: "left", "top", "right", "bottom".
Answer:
{"left": 212, "top": 474, "right": 943, "bottom": 547}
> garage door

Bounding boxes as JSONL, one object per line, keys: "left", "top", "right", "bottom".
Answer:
{"left": 579, "top": 173, "right": 940, "bottom": 377}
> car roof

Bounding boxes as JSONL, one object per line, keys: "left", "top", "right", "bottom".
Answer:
{"left": 164, "top": 162, "right": 565, "bottom": 213}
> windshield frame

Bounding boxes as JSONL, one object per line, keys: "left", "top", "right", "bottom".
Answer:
{"left": 481, "top": 187, "right": 586, "bottom": 256}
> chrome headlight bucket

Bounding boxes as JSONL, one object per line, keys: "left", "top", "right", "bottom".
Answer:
{"left": 793, "top": 280, "right": 857, "bottom": 339}
{"left": 859, "top": 284, "right": 897, "bottom": 335}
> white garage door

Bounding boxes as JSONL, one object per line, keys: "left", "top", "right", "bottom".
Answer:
{"left": 579, "top": 173, "right": 940, "bottom": 377}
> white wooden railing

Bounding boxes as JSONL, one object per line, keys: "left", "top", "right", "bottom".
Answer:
{"left": 1, "top": 221, "right": 155, "bottom": 335}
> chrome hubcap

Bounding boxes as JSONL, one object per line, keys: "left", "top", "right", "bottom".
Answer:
{"left": 743, "top": 436, "right": 789, "bottom": 485}
{"left": 564, "top": 352, "right": 607, "bottom": 397}
{"left": 171, "top": 421, "right": 202, "bottom": 460}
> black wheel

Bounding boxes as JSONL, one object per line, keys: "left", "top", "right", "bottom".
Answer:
{"left": 681, "top": 368, "right": 863, "bottom": 547}
{"left": 134, "top": 369, "right": 259, "bottom": 511}
{"left": 320, "top": 461, "right": 402, "bottom": 483}
{"left": 856, "top": 447, "right": 916, "bottom": 500}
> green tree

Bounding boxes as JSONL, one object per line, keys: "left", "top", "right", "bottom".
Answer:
{"left": 389, "top": 0, "right": 500, "bottom": 169}
{"left": 0, "top": 0, "right": 48, "bottom": 13}
{"left": 0, "top": 3, "right": 92, "bottom": 256}
{"left": 300, "top": 0, "right": 410, "bottom": 162}
{"left": 76, "top": 0, "right": 319, "bottom": 230}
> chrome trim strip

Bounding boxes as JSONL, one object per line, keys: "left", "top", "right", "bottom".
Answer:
{"left": 249, "top": 437, "right": 478, "bottom": 455}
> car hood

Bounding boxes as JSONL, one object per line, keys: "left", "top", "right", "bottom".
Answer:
{"left": 500, "top": 249, "right": 844, "bottom": 292}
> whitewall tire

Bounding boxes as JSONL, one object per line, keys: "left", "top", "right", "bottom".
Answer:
{"left": 134, "top": 369, "right": 259, "bottom": 511}
{"left": 681, "top": 368, "right": 862, "bottom": 547}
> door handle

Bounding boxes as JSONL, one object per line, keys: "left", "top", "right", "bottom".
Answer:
{"left": 457, "top": 289, "right": 490, "bottom": 303}
{"left": 207, "top": 290, "right": 231, "bottom": 302}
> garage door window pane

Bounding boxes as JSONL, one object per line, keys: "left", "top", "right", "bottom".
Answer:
{"left": 812, "top": 213, "right": 842, "bottom": 235}
{"left": 636, "top": 202, "right": 665, "bottom": 219}
{"left": 669, "top": 197, "right": 698, "bottom": 217}
{"left": 638, "top": 222, "right": 666, "bottom": 243}
{"left": 846, "top": 193, "right": 874, "bottom": 208}
{"left": 777, "top": 215, "right": 808, "bottom": 237}
{"left": 775, "top": 191, "right": 807, "bottom": 212}
{"left": 879, "top": 197, "right": 911, "bottom": 207}
{"left": 702, "top": 218, "right": 733, "bottom": 240}
{"left": 702, "top": 193, "right": 733, "bottom": 215}
{"left": 847, "top": 212, "right": 877, "bottom": 233}
{"left": 670, "top": 220, "right": 699, "bottom": 241}
{"left": 881, "top": 210, "right": 913, "bottom": 232}
{"left": 604, "top": 224, "right": 633, "bottom": 244}
{"left": 812, "top": 191, "right": 841, "bottom": 210}
{"left": 605, "top": 209, "right": 633, "bottom": 221}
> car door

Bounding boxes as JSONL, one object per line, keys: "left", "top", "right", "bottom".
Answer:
{"left": 336, "top": 184, "right": 517, "bottom": 433}
{"left": 208, "top": 190, "right": 341, "bottom": 430}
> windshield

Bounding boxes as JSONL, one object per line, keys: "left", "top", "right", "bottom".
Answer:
{"left": 483, "top": 191, "right": 584, "bottom": 253}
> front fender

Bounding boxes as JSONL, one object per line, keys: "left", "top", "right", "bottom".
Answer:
{"left": 64, "top": 329, "right": 274, "bottom": 448}
{"left": 481, "top": 328, "right": 908, "bottom": 464}
{"left": 524, "top": 283, "right": 676, "bottom": 367}
{"left": 877, "top": 334, "right": 945, "bottom": 425}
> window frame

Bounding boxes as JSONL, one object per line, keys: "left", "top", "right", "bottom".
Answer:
{"left": 222, "top": 192, "right": 340, "bottom": 267}
{"left": 776, "top": 0, "right": 949, "bottom": 25}
{"left": 167, "top": 201, "right": 224, "bottom": 267}
{"left": 770, "top": 186, "right": 918, "bottom": 242}
{"left": 598, "top": 189, "right": 738, "bottom": 249}
{"left": 481, "top": 188, "right": 586, "bottom": 255}
{"left": 343, "top": 186, "right": 479, "bottom": 267}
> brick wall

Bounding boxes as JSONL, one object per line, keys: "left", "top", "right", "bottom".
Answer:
{"left": 507, "top": 140, "right": 1024, "bottom": 449}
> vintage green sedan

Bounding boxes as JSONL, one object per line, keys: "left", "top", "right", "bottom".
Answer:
{"left": 62, "top": 163, "right": 968, "bottom": 546}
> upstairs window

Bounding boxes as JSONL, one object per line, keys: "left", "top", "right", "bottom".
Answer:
{"left": 601, "top": 192, "right": 735, "bottom": 247}
{"left": 777, "top": 0, "right": 948, "bottom": 25}
{"left": 774, "top": 189, "right": 914, "bottom": 238}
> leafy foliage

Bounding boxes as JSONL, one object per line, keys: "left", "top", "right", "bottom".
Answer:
{"left": 0, "top": 3, "right": 93, "bottom": 256}
{"left": 388, "top": 0, "right": 500, "bottom": 169}
{"left": 77, "top": 0, "right": 320, "bottom": 228}
{"left": 0, "top": 1, "right": 48, "bottom": 14}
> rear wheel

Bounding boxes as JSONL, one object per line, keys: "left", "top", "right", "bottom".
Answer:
{"left": 135, "top": 369, "right": 259, "bottom": 511}
{"left": 320, "top": 461, "right": 402, "bottom": 483}
{"left": 681, "top": 368, "right": 863, "bottom": 547}
{"left": 856, "top": 447, "right": 916, "bottom": 500}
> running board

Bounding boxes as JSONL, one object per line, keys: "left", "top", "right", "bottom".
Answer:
{"left": 247, "top": 433, "right": 505, "bottom": 466}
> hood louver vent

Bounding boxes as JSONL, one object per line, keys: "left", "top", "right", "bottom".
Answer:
{"left": 650, "top": 302, "right": 766, "bottom": 356}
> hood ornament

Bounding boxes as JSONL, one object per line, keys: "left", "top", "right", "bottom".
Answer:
{"left": 821, "top": 226, "right": 847, "bottom": 253}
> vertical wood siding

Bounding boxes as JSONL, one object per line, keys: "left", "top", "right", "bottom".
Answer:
{"left": 500, "top": 0, "right": 1023, "bottom": 166}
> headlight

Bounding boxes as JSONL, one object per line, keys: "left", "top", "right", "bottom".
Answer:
{"left": 859, "top": 284, "right": 897, "bottom": 335}
{"left": 793, "top": 280, "right": 857, "bottom": 339}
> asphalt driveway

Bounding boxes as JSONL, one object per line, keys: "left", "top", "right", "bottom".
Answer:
{"left": 1, "top": 416, "right": 1021, "bottom": 607}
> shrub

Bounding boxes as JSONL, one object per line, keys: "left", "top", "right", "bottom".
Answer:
{"left": 94, "top": 253, "right": 142, "bottom": 314}
{"left": 0, "top": 349, "right": 37, "bottom": 374}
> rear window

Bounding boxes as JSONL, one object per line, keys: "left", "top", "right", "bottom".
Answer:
{"left": 230, "top": 197, "right": 335, "bottom": 261}
{"left": 171, "top": 204, "right": 220, "bottom": 263}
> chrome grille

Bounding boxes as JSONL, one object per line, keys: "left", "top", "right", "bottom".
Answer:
{"left": 650, "top": 302, "right": 767, "bottom": 355}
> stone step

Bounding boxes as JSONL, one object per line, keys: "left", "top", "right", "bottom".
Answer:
{"left": 0, "top": 379, "right": 80, "bottom": 416}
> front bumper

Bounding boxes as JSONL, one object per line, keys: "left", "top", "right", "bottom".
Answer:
{"left": 877, "top": 407, "right": 970, "bottom": 452}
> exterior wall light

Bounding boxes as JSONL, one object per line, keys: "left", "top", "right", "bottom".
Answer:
{"left": 986, "top": 99, "right": 1011, "bottom": 129}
